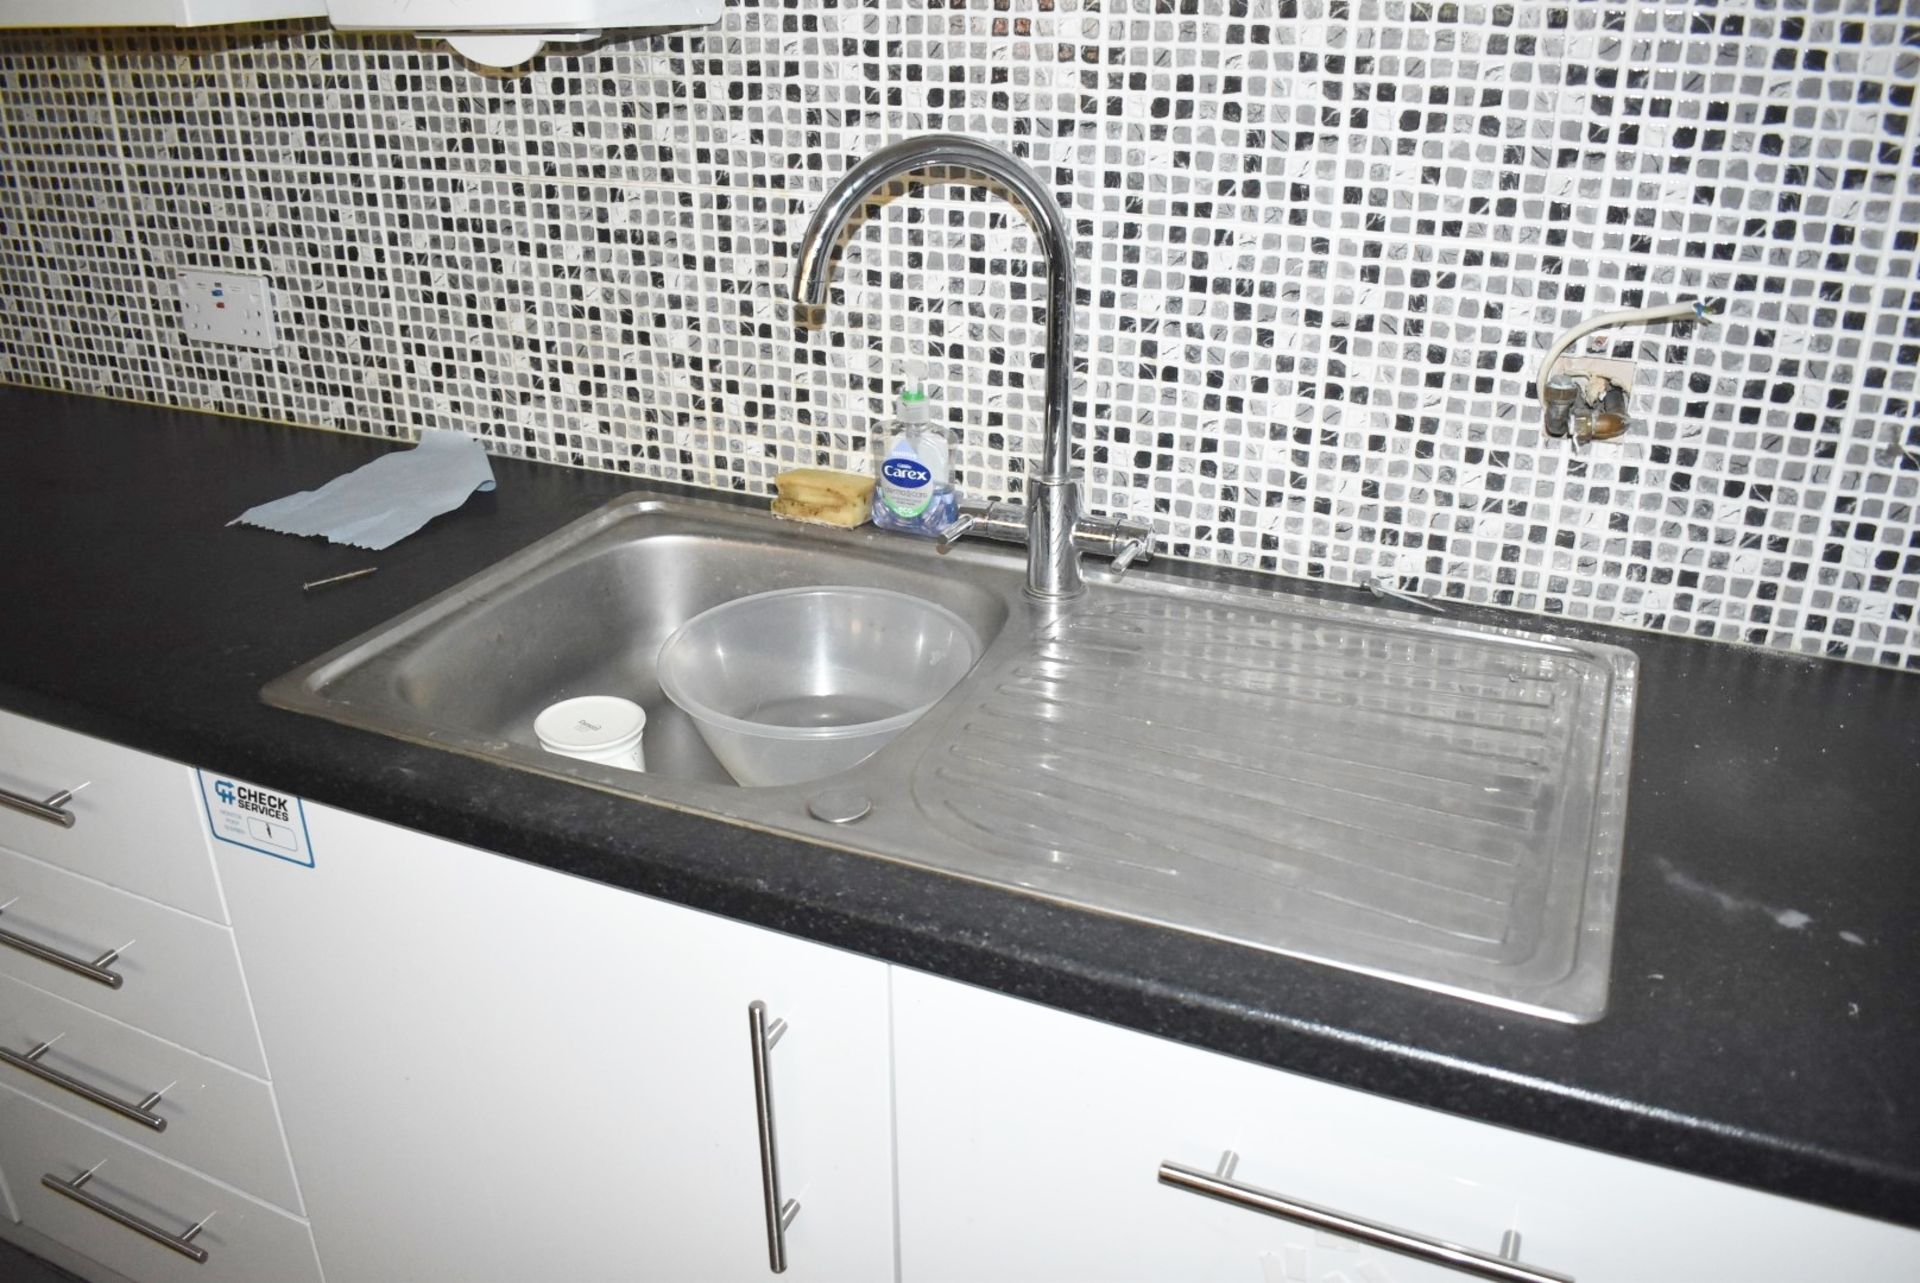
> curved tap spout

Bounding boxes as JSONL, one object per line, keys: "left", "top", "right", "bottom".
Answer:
{"left": 792, "top": 135, "right": 1151, "bottom": 600}
{"left": 790, "top": 134, "right": 1076, "bottom": 485}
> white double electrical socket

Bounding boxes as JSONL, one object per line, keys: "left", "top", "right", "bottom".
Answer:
{"left": 177, "top": 269, "right": 276, "bottom": 349}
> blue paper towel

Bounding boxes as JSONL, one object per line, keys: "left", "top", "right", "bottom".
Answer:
{"left": 231, "top": 430, "right": 497, "bottom": 550}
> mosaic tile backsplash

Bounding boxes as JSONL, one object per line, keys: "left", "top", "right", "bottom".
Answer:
{"left": 0, "top": 2, "right": 1915, "bottom": 668}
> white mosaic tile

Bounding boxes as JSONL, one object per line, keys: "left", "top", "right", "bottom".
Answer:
{"left": 0, "top": 2, "right": 1915, "bottom": 669}
{"left": 218, "top": 22, "right": 402, "bottom": 432}
{"left": 99, "top": 28, "right": 298, "bottom": 419}
{"left": 0, "top": 35, "right": 169, "bottom": 405}
{"left": 0, "top": 115, "right": 59, "bottom": 390}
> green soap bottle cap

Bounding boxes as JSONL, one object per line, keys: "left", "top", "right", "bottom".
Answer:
{"left": 899, "top": 359, "right": 933, "bottom": 423}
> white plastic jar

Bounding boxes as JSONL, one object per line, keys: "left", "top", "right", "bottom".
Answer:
{"left": 533, "top": 695, "right": 646, "bottom": 772}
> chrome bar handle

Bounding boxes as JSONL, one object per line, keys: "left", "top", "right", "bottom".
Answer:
{"left": 42, "top": 1166, "right": 211, "bottom": 1263}
{"left": 0, "top": 907, "right": 125, "bottom": 988}
{"left": 0, "top": 782, "right": 80, "bottom": 828}
{"left": 3, "top": 1040, "right": 167, "bottom": 1130}
{"left": 747, "top": 1000, "right": 799, "bottom": 1274}
{"left": 1159, "top": 1153, "right": 1572, "bottom": 1283}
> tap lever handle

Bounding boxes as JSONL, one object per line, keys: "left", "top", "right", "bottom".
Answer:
{"left": 935, "top": 513, "right": 976, "bottom": 548}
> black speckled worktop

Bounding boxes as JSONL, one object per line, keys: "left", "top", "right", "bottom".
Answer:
{"left": 2, "top": 388, "right": 1916, "bottom": 1229}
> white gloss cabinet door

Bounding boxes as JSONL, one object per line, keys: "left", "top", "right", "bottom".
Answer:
{"left": 212, "top": 802, "right": 895, "bottom": 1283}
{"left": 892, "top": 968, "right": 1920, "bottom": 1283}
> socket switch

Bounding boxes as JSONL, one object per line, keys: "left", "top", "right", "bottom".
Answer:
{"left": 178, "top": 269, "right": 276, "bottom": 349}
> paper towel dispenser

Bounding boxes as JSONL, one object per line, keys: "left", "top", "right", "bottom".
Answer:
{"left": 327, "top": 0, "right": 724, "bottom": 68}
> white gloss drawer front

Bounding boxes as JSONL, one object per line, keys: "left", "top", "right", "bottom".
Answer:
{"left": 0, "top": 1086, "right": 323, "bottom": 1283}
{"left": 0, "top": 973, "right": 300, "bottom": 1212}
{"left": 0, "top": 848, "right": 267, "bottom": 1076}
{"left": 0, "top": 711, "right": 225, "bottom": 924}
{"left": 892, "top": 969, "right": 1920, "bottom": 1283}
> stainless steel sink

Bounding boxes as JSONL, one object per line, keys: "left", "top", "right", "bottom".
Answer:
{"left": 266, "top": 492, "right": 1637, "bottom": 1022}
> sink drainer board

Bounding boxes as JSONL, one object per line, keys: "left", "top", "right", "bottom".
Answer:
{"left": 265, "top": 493, "right": 1636, "bottom": 1024}
{"left": 911, "top": 595, "right": 1635, "bottom": 1023}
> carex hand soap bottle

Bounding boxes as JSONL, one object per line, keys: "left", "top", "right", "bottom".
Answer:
{"left": 871, "top": 362, "right": 958, "bottom": 535}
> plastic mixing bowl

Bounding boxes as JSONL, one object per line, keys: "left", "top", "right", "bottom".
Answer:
{"left": 656, "top": 585, "right": 982, "bottom": 787}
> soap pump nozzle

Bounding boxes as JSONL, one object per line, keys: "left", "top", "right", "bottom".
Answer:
{"left": 899, "top": 361, "right": 932, "bottom": 425}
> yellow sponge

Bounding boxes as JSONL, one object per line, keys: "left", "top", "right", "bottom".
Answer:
{"left": 771, "top": 468, "right": 875, "bottom": 528}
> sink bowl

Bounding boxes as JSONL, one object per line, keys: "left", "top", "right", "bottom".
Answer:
{"left": 266, "top": 492, "right": 1636, "bottom": 1023}
{"left": 272, "top": 498, "right": 1010, "bottom": 787}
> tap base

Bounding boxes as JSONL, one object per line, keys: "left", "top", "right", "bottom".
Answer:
{"left": 943, "top": 485, "right": 1154, "bottom": 599}
{"left": 1025, "top": 478, "right": 1084, "bottom": 599}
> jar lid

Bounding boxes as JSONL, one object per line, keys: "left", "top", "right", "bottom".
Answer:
{"left": 534, "top": 696, "right": 646, "bottom": 753}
